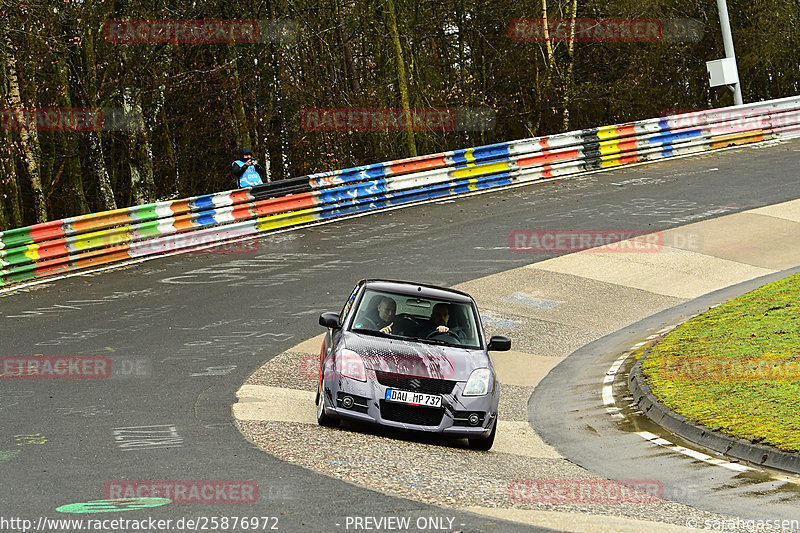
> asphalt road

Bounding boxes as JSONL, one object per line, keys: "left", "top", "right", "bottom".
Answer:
{"left": 1, "top": 139, "right": 798, "bottom": 532}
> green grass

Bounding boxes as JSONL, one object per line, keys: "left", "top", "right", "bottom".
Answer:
{"left": 642, "top": 272, "right": 800, "bottom": 453}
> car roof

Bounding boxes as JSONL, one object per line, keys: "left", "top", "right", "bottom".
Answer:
{"left": 362, "top": 279, "right": 474, "bottom": 304}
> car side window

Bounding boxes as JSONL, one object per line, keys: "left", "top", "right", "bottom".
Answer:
{"left": 340, "top": 283, "right": 362, "bottom": 324}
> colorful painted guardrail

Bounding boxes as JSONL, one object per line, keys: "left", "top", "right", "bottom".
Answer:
{"left": 2, "top": 95, "right": 799, "bottom": 287}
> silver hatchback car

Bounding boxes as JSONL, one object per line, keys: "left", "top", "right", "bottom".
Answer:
{"left": 317, "top": 279, "right": 510, "bottom": 450}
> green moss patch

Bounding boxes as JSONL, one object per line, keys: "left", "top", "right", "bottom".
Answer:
{"left": 642, "top": 272, "right": 800, "bottom": 453}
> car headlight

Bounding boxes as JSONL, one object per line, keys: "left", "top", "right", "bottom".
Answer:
{"left": 463, "top": 368, "right": 493, "bottom": 396}
{"left": 337, "top": 349, "right": 366, "bottom": 381}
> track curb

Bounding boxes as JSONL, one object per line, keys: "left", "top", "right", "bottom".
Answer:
{"left": 629, "top": 343, "right": 800, "bottom": 475}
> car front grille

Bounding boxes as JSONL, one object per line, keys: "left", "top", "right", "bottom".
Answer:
{"left": 379, "top": 401, "right": 444, "bottom": 427}
{"left": 375, "top": 371, "right": 456, "bottom": 395}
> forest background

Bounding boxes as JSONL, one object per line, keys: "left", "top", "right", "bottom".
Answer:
{"left": 1, "top": 0, "right": 797, "bottom": 230}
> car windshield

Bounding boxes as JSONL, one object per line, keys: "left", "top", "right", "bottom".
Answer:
{"left": 350, "top": 289, "right": 481, "bottom": 349}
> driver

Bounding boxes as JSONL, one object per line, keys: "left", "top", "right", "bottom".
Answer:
{"left": 429, "top": 303, "right": 452, "bottom": 334}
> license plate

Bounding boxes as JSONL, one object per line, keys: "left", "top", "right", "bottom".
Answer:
{"left": 385, "top": 388, "right": 442, "bottom": 407}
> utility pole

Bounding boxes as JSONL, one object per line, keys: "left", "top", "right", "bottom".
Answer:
{"left": 715, "top": 0, "right": 743, "bottom": 105}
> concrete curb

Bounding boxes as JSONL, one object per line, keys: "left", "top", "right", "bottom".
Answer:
{"left": 629, "top": 345, "right": 800, "bottom": 475}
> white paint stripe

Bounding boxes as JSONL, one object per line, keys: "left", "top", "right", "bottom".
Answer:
{"left": 602, "top": 388, "right": 615, "bottom": 407}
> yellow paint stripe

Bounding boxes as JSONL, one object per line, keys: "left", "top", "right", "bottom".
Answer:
{"left": 71, "top": 227, "right": 133, "bottom": 250}
{"left": 24, "top": 244, "right": 41, "bottom": 262}
{"left": 596, "top": 125, "right": 619, "bottom": 140}
{"left": 711, "top": 131, "right": 765, "bottom": 149}
{"left": 463, "top": 148, "right": 476, "bottom": 163}
{"left": 255, "top": 208, "right": 317, "bottom": 232}
{"left": 451, "top": 161, "right": 510, "bottom": 179}
{"left": 599, "top": 139, "right": 620, "bottom": 156}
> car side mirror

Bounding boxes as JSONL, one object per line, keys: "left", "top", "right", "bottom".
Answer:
{"left": 487, "top": 335, "right": 511, "bottom": 351}
{"left": 319, "top": 312, "right": 341, "bottom": 329}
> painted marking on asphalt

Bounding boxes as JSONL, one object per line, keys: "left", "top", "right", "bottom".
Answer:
{"left": 635, "top": 431, "right": 753, "bottom": 473}
{"left": 56, "top": 498, "right": 172, "bottom": 514}
{"left": 504, "top": 292, "right": 563, "bottom": 309}
{"left": 112, "top": 425, "right": 183, "bottom": 451}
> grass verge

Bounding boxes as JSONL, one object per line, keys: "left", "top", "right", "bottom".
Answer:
{"left": 642, "top": 272, "right": 800, "bottom": 453}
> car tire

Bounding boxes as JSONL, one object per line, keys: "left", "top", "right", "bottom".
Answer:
{"left": 468, "top": 419, "right": 496, "bottom": 451}
{"left": 316, "top": 383, "right": 339, "bottom": 427}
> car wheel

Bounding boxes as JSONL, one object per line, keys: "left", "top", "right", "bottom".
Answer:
{"left": 316, "top": 382, "right": 339, "bottom": 427}
{"left": 468, "top": 419, "right": 496, "bottom": 451}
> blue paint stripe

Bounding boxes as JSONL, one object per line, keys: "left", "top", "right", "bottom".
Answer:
{"left": 193, "top": 195, "right": 217, "bottom": 210}
{"left": 452, "top": 156, "right": 513, "bottom": 170}
{"left": 645, "top": 129, "right": 704, "bottom": 146}
{"left": 195, "top": 213, "right": 217, "bottom": 226}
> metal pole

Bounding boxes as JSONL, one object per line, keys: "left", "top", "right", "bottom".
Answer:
{"left": 716, "top": 0, "right": 744, "bottom": 105}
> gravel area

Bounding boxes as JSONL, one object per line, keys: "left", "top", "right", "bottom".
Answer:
{"left": 236, "top": 418, "right": 779, "bottom": 531}
{"left": 247, "top": 350, "right": 318, "bottom": 391}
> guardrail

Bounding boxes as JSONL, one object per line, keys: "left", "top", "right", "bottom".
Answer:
{"left": 2, "top": 95, "right": 799, "bottom": 287}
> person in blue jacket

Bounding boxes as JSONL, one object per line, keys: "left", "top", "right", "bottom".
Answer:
{"left": 232, "top": 147, "right": 267, "bottom": 188}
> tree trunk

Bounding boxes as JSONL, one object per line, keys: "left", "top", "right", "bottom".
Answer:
{"left": 225, "top": 43, "right": 253, "bottom": 149}
{"left": 123, "top": 86, "right": 155, "bottom": 205}
{"left": 0, "top": 48, "right": 23, "bottom": 229}
{"left": 82, "top": 12, "right": 117, "bottom": 211}
{"left": 4, "top": 42, "right": 47, "bottom": 223}
{"left": 267, "top": 0, "right": 290, "bottom": 180}
{"left": 562, "top": 0, "right": 579, "bottom": 131}
{"left": 541, "top": 0, "right": 556, "bottom": 79}
{"left": 385, "top": 0, "right": 417, "bottom": 157}
{"left": 56, "top": 40, "right": 89, "bottom": 215}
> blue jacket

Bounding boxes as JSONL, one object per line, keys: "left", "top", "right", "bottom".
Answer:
{"left": 232, "top": 160, "right": 265, "bottom": 188}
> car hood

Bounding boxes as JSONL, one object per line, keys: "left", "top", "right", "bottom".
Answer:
{"left": 342, "top": 331, "right": 489, "bottom": 381}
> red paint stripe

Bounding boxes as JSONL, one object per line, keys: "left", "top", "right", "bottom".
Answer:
{"left": 253, "top": 194, "right": 316, "bottom": 217}
{"left": 617, "top": 124, "right": 636, "bottom": 138}
{"left": 617, "top": 139, "right": 638, "bottom": 153}
{"left": 229, "top": 190, "right": 252, "bottom": 204}
{"left": 34, "top": 262, "right": 72, "bottom": 278}
{"left": 230, "top": 206, "right": 254, "bottom": 220}
{"left": 74, "top": 245, "right": 132, "bottom": 268}
{"left": 517, "top": 149, "right": 579, "bottom": 168}
{"left": 540, "top": 137, "right": 550, "bottom": 150}
{"left": 70, "top": 211, "right": 133, "bottom": 232}
{"left": 35, "top": 241, "right": 69, "bottom": 260}
{"left": 618, "top": 154, "right": 639, "bottom": 165}
{"left": 28, "top": 221, "right": 66, "bottom": 243}
{"left": 389, "top": 156, "right": 447, "bottom": 175}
